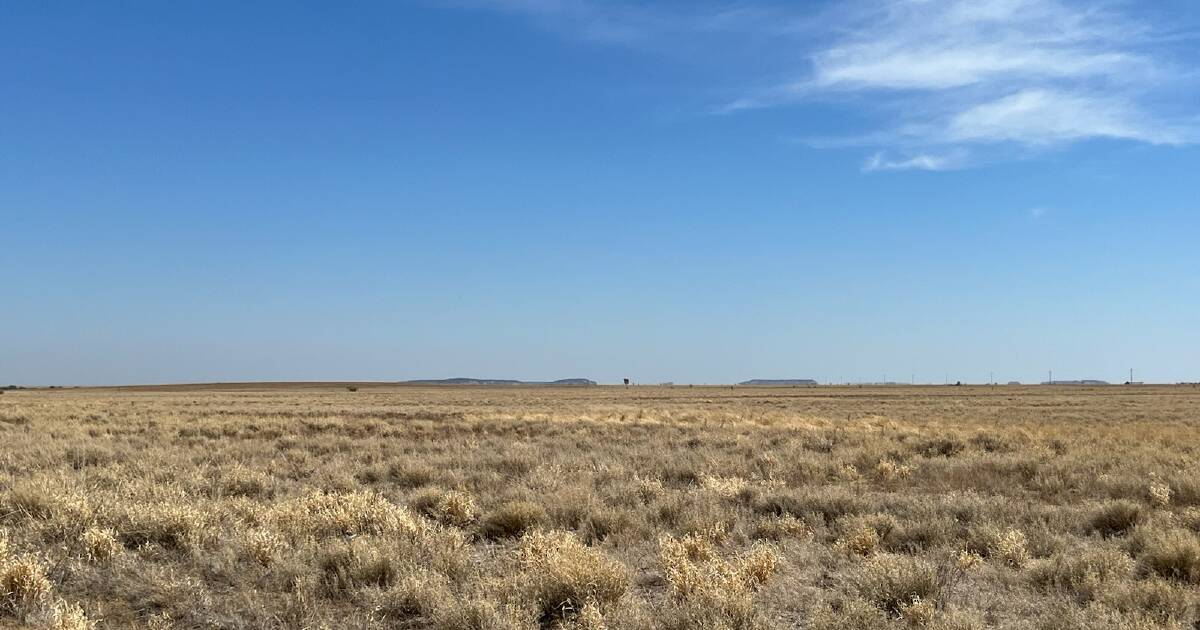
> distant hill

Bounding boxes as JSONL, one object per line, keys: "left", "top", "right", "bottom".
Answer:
{"left": 402, "top": 378, "right": 597, "bottom": 386}
{"left": 738, "top": 379, "right": 818, "bottom": 386}
{"left": 1040, "top": 380, "right": 1110, "bottom": 386}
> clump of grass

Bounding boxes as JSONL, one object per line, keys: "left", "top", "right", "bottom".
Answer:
{"left": 241, "top": 529, "right": 285, "bottom": 567}
{"left": 1132, "top": 528, "right": 1200, "bottom": 583}
{"left": 47, "top": 600, "right": 96, "bottom": 630}
{"left": 751, "top": 514, "right": 810, "bottom": 541}
{"left": 837, "top": 513, "right": 899, "bottom": 558}
{"left": 387, "top": 462, "right": 437, "bottom": 489}
{"left": 1, "top": 554, "right": 53, "bottom": 620}
{"left": 270, "top": 491, "right": 423, "bottom": 539}
{"left": 837, "top": 524, "right": 882, "bottom": 557}
{"left": 517, "top": 530, "right": 629, "bottom": 625}
{"left": 968, "top": 526, "right": 1029, "bottom": 568}
{"left": 579, "top": 507, "right": 632, "bottom": 544}
{"left": 480, "top": 501, "right": 548, "bottom": 540}
{"left": 318, "top": 539, "right": 402, "bottom": 596}
{"left": 1179, "top": 507, "right": 1200, "bottom": 533}
{"left": 408, "top": 488, "right": 479, "bottom": 528}
{"left": 2, "top": 481, "right": 90, "bottom": 525}
{"left": 917, "top": 436, "right": 965, "bottom": 457}
{"left": 215, "top": 466, "right": 273, "bottom": 498}
{"left": 78, "top": 527, "right": 120, "bottom": 564}
{"left": 632, "top": 475, "right": 666, "bottom": 504}
{"left": 1028, "top": 547, "right": 1133, "bottom": 602}
{"left": 1098, "top": 578, "right": 1195, "bottom": 626}
{"left": 569, "top": 597, "right": 607, "bottom": 630}
{"left": 374, "top": 571, "right": 451, "bottom": 623}
{"left": 64, "top": 445, "right": 115, "bottom": 470}
{"left": 700, "top": 475, "right": 750, "bottom": 498}
{"left": 852, "top": 554, "right": 939, "bottom": 619}
{"left": 898, "top": 596, "right": 936, "bottom": 626}
{"left": 1088, "top": 500, "right": 1145, "bottom": 537}
{"left": 874, "top": 460, "right": 913, "bottom": 486}
{"left": 837, "top": 463, "right": 861, "bottom": 482}
{"left": 658, "top": 533, "right": 781, "bottom": 627}
{"left": 429, "top": 598, "right": 532, "bottom": 630}
{"left": 117, "top": 503, "right": 212, "bottom": 551}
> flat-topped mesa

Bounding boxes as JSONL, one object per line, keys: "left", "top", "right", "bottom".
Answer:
{"left": 401, "top": 378, "right": 598, "bottom": 386}
{"left": 737, "top": 379, "right": 818, "bottom": 386}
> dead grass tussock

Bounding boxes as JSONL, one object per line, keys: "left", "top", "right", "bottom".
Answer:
{"left": 1028, "top": 547, "right": 1134, "bottom": 602}
{"left": 409, "top": 487, "right": 480, "bottom": 528}
{"left": 270, "top": 490, "right": 423, "bottom": 539}
{"left": 1089, "top": 500, "right": 1146, "bottom": 537}
{"left": 78, "top": 526, "right": 120, "bottom": 564}
{"left": 1, "top": 554, "right": 52, "bottom": 619}
{"left": 853, "top": 554, "right": 940, "bottom": 619}
{"left": 480, "top": 501, "right": 549, "bottom": 540}
{"left": 659, "top": 532, "right": 782, "bottom": 627}
{"left": 516, "top": 530, "right": 628, "bottom": 623}
{"left": 1132, "top": 527, "right": 1200, "bottom": 584}
{"left": 47, "top": 600, "right": 96, "bottom": 630}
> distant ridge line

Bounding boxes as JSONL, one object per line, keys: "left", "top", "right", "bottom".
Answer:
{"left": 737, "top": 379, "right": 818, "bottom": 386}
{"left": 401, "top": 378, "right": 597, "bottom": 386}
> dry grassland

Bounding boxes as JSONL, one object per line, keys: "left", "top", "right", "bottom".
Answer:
{"left": 1, "top": 384, "right": 1199, "bottom": 629}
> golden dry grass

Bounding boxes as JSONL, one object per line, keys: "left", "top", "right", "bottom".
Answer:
{"left": 1, "top": 383, "right": 1198, "bottom": 629}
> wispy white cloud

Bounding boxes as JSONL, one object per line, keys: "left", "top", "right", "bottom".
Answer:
{"left": 806, "top": 0, "right": 1151, "bottom": 92}
{"left": 774, "top": 0, "right": 1198, "bottom": 165}
{"left": 863, "top": 150, "right": 967, "bottom": 172}
{"left": 445, "top": 0, "right": 1200, "bottom": 169}
{"left": 944, "top": 89, "right": 1188, "bottom": 146}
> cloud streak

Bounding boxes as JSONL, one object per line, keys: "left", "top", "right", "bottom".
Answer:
{"left": 775, "top": 0, "right": 1198, "bottom": 163}
{"left": 863, "top": 150, "right": 967, "bottom": 172}
{"left": 445, "top": 0, "right": 1199, "bottom": 169}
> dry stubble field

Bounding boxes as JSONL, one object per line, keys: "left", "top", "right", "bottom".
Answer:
{"left": 1, "top": 384, "right": 1199, "bottom": 630}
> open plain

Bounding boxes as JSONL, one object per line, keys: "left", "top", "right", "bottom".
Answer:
{"left": 1, "top": 384, "right": 1198, "bottom": 629}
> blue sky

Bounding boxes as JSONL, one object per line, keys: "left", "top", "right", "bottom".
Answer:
{"left": 2, "top": 0, "right": 1198, "bottom": 385}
